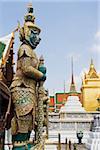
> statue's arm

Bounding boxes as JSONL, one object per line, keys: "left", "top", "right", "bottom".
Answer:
{"left": 21, "top": 57, "right": 43, "bottom": 80}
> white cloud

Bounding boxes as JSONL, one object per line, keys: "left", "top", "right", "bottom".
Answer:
{"left": 95, "top": 31, "right": 100, "bottom": 39}
{"left": 90, "top": 44, "right": 100, "bottom": 53}
{"left": 90, "top": 30, "right": 100, "bottom": 53}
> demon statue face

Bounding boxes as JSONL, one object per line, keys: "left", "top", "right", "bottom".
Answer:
{"left": 24, "top": 24, "right": 41, "bottom": 49}
{"left": 19, "top": 22, "right": 41, "bottom": 49}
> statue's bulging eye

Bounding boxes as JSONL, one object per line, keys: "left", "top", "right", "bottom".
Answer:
{"left": 30, "top": 30, "right": 32, "bottom": 33}
{"left": 31, "top": 29, "right": 38, "bottom": 34}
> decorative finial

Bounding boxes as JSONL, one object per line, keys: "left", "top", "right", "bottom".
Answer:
{"left": 24, "top": 3, "right": 35, "bottom": 24}
{"left": 27, "top": 3, "right": 33, "bottom": 13}
{"left": 39, "top": 55, "right": 44, "bottom": 61}
{"left": 91, "top": 58, "right": 93, "bottom": 65}
{"left": 90, "top": 58, "right": 94, "bottom": 69}
{"left": 39, "top": 55, "right": 44, "bottom": 66}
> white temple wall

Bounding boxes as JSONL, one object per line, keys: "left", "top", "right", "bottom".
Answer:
{"left": 48, "top": 112, "right": 100, "bottom": 144}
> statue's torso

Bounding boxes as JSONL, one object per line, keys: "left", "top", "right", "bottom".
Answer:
{"left": 10, "top": 44, "right": 39, "bottom": 117}
{"left": 11, "top": 44, "right": 39, "bottom": 91}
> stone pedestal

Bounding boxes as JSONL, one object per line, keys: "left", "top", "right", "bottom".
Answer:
{"left": 86, "top": 115, "right": 100, "bottom": 150}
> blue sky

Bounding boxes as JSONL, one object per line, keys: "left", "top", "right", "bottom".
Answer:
{"left": 0, "top": 0, "right": 100, "bottom": 95}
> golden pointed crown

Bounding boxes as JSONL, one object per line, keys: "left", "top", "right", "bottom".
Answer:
{"left": 24, "top": 3, "right": 41, "bottom": 33}
{"left": 24, "top": 3, "right": 35, "bottom": 23}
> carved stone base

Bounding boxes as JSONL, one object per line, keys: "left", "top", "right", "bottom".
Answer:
{"left": 86, "top": 132, "right": 100, "bottom": 150}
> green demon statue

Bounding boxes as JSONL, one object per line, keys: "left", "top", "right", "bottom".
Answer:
{"left": 10, "top": 4, "right": 46, "bottom": 149}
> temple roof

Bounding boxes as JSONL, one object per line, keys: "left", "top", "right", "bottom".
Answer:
{"left": 87, "top": 59, "right": 99, "bottom": 78}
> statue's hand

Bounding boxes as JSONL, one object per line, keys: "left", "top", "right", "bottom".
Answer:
{"left": 38, "top": 65, "right": 46, "bottom": 81}
{"left": 39, "top": 74, "right": 46, "bottom": 81}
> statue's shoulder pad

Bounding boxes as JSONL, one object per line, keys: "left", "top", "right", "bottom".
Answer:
{"left": 18, "top": 44, "right": 33, "bottom": 58}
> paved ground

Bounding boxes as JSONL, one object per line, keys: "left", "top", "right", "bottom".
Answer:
{"left": 76, "top": 144, "right": 87, "bottom": 150}
{"left": 45, "top": 143, "right": 88, "bottom": 150}
{"left": 59, "top": 143, "right": 87, "bottom": 150}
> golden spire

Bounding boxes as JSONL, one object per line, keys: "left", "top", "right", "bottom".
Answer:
{"left": 88, "top": 59, "right": 98, "bottom": 78}
{"left": 90, "top": 58, "right": 94, "bottom": 69}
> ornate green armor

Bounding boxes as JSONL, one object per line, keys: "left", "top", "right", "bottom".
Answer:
{"left": 10, "top": 43, "right": 42, "bottom": 143}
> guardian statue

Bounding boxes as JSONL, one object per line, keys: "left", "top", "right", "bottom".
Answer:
{"left": 10, "top": 3, "right": 46, "bottom": 149}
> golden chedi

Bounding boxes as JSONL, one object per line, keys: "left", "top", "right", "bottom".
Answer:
{"left": 81, "top": 59, "right": 100, "bottom": 111}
